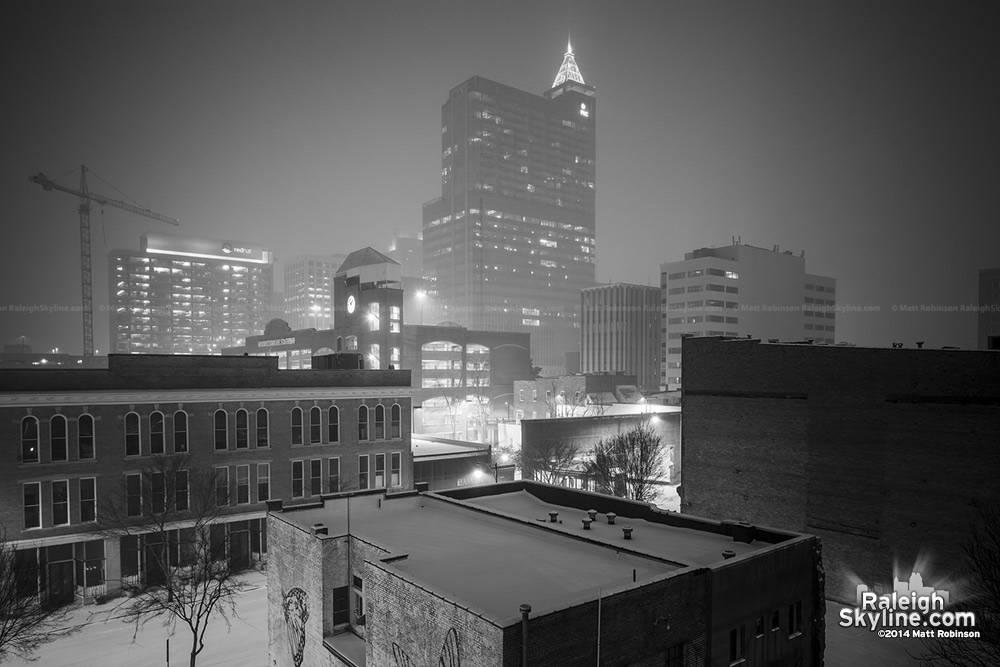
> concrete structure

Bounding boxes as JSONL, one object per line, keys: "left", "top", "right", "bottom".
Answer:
{"left": 660, "top": 242, "right": 836, "bottom": 390}
{"left": 521, "top": 411, "right": 682, "bottom": 492}
{"left": 581, "top": 283, "right": 661, "bottom": 391}
{"left": 979, "top": 267, "right": 1000, "bottom": 350}
{"left": 221, "top": 318, "right": 339, "bottom": 370}
{"left": 680, "top": 335, "right": 1000, "bottom": 604}
{"left": 333, "top": 248, "right": 404, "bottom": 371}
{"left": 422, "top": 44, "right": 597, "bottom": 375}
{"left": 411, "top": 436, "right": 498, "bottom": 491}
{"left": 512, "top": 374, "right": 643, "bottom": 422}
{"left": 267, "top": 480, "right": 824, "bottom": 667}
{"left": 108, "top": 232, "right": 274, "bottom": 354}
{"left": 1, "top": 354, "right": 411, "bottom": 607}
{"left": 404, "top": 324, "right": 531, "bottom": 441}
{"left": 284, "top": 254, "right": 347, "bottom": 331}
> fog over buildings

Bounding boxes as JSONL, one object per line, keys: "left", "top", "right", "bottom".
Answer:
{"left": 2, "top": 1, "right": 997, "bottom": 356}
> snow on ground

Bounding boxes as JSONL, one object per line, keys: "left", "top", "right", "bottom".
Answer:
{"left": 6, "top": 571, "right": 268, "bottom": 667}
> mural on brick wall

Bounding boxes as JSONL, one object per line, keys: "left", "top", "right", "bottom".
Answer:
{"left": 282, "top": 587, "right": 309, "bottom": 667}
{"left": 393, "top": 626, "right": 460, "bottom": 667}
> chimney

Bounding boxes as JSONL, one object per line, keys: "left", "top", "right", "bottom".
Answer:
{"left": 520, "top": 603, "right": 531, "bottom": 667}
{"left": 311, "top": 523, "right": 328, "bottom": 536}
{"left": 548, "top": 511, "right": 559, "bottom": 523}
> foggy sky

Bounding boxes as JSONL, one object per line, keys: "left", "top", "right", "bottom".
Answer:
{"left": 3, "top": 0, "right": 998, "bottom": 355}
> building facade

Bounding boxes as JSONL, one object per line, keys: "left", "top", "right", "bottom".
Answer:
{"left": 979, "top": 267, "right": 1000, "bottom": 350}
{"left": 581, "top": 283, "right": 661, "bottom": 391}
{"left": 422, "top": 43, "right": 597, "bottom": 375}
{"left": 221, "top": 318, "right": 340, "bottom": 370}
{"left": 284, "top": 254, "right": 347, "bottom": 331}
{"left": 680, "top": 336, "right": 1000, "bottom": 604}
{"left": 267, "top": 480, "right": 824, "bottom": 667}
{"left": 660, "top": 242, "right": 836, "bottom": 390}
{"left": 333, "top": 248, "right": 404, "bottom": 371}
{"left": 1, "top": 355, "right": 412, "bottom": 607}
{"left": 109, "top": 232, "right": 274, "bottom": 355}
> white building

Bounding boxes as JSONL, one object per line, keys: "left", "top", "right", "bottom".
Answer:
{"left": 660, "top": 242, "right": 836, "bottom": 389}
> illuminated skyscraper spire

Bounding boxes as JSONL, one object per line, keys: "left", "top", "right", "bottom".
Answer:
{"left": 552, "top": 37, "right": 585, "bottom": 87}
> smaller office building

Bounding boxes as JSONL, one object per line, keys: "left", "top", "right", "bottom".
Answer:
{"left": 267, "top": 481, "right": 823, "bottom": 667}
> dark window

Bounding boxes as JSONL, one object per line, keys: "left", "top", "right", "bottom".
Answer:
{"left": 374, "top": 405, "right": 385, "bottom": 439}
{"left": 374, "top": 454, "right": 385, "bottom": 488}
{"left": 126, "top": 474, "right": 142, "bottom": 517}
{"left": 215, "top": 467, "right": 229, "bottom": 506}
{"left": 257, "top": 463, "right": 270, "bottom": 502}
{"left": 151, "top": 472, "right": 166, "bottom": 514}
{"left": 21, "top": 417, "right": 39, "bottom": 463}
{"left": 24, "top": 483, "right": 41, "bottom": 528}
{"left": 771, "top": 609, "right": 780, "bottom": 631}
{"left": 390, "top": 452, "right": 401, "bottom": 487}
{"left": 729, "top": 625, "right": 745, "bottom": 663}
{"left": 237, "top": 465, "right": 250, "bottom": 504}
{"left": 291, "top": 407, "right": 303, "bottom": 445}
{"left": 235, "top": 410, "right": 249, "bottom": 449}
{"left": 176, "top": 470, "right": 189, "bottom": 511}
{"left": 80, "top": 478, "right": 96, "bottom": 522}
{"left": 328, "top": 458, "right": 340, "bottom": 493}
{"left": 52, "top": 480, "right": 69, "bottom": 525}
{"left": 358, "top": 455, "right": 369, "bottom": 490}
{"left": 125, "top": 412, "right": 140, "bottom": 456}
{"left": 789, "top": 601, "right": 802, "bottom": 636}
{"left": 755, "top": 616, "right": 764, "bottom": 637}
{"left": 358, "top": 406, "right": 369, "bottom": 441}
{"left": 173, "top": 411, "right": 188, "bottom": 452}
{"left": 79, "top": 414, "right": 95, "bottom": 458}
{"left": 310, "top": 460, "right": 322, "bottom": 495}
{"left": 214, "top": 410, "right": 228, "bottom": 450}
{"left": 333, "top": 586, "right": 350, "bottom": 625}
{"left": 665, "top": 643, "right": 683, "bottom": 667}
{"left": 310, "top": 407, "right": 322, "bottom": 444}
{"left": 328, "top": 406, "right": 339, "bottom": 442}
{"left": 255, "top": 409, "right": 269, "bottom": 447}
{"left": 292, "top": 461, "right": 303, "bottom": 498}
{"left": 150, "top": 412, "right": 165, "bottom": 454}
{"left": 51, "top": 415, "right": 68, "bottom": 461}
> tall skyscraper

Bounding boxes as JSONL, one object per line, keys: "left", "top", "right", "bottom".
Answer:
{"left": 109, "top": 232, "right": 273, "bottom": 354}
{"left": 660, "top": 242, "right": 836, "bottom": 390}
{"left": 283, "top": 254, "right": 346, "bottom": 330}
{"left": 581, "top": 283, "right": 662, "bottom": 392}
{"left": 423, "top": 42, "right": 596, "bottom": 374}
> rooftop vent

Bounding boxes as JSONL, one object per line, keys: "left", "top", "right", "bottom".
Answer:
{"left": 623, "top": 526, "right": 634, "bottom": 540}
{"left": 311, "top": 523, "right": 328, "bottom": 536}
{"left": 607, "top": 512, "right": 617, "bottom": 524}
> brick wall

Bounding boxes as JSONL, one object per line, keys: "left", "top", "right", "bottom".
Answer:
{"left": 682, "top": 337, "right": 1000, "bottom": 603}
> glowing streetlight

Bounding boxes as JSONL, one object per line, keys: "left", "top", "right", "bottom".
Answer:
{"left": 415, "top": 290, "right": 426, "bottom": 326}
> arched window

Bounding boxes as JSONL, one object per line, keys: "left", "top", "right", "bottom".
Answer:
{"left": 21, "top": 416, "right": 39, "bottom": 463}
{"left": 374, "top": 405, "right": 385, "bottom": 439}
{"left": 291, "top": 407, "right": 303, "bottom": 445}
{"left": 50, "top": 415, "right": 68, "bottom": 461}
{"left": 310, "top": 406, "right": 322, "bottom": 444}
{"left": 358, "top": 406, "right": 369, "bottom": 441}
{"left": 214, "top": 409, "right": 228, "bottom": 450}
{"left": 173, "top": 411, "right": 188, "bottom": 453}
{"left": 235, "top": 409, "right": 249, "bottom": 449}
{"left": 328, "top": 406, "right": 339, "bottom": 443}
{"left": 125, "top": 412, "right": 141, "bottom": 456}
{"left": 391, "top": 404, "right": 401, "bottom": 439}
{"left": 79, "top": 414, "right": 95, "bottom": 458}
{"left": 256, "top": 408, "right": 269, "bottom": 448}
{"left": 150, "top": 411, "right": 165, "bottom": 454}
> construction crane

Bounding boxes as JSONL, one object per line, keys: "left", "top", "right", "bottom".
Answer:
{"left": 29, "top": 165, "right": 179, "bottom": 357}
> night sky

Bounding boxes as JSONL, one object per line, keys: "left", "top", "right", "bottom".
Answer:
{"left": 3, "top": 0, "right": 997, "bottom": 355}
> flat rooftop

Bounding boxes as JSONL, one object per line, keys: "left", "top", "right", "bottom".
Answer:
{"left": 281, "top": 485, "right": 781, "bottom": 622}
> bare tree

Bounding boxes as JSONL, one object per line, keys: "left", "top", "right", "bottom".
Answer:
{"left": 916, "top": 503, "right": 1000, "bottom": 667}
{"left": 0, "top": 527, "right": 79, "bottom": 662}
{"left": 521, "top": 438, "right": 582, "bottom": 486}
{"left": 97, "top": 455, "right": 254, "bottom": 667}
{"left": 583, "top": 423, "right": 666, "bottom": 503}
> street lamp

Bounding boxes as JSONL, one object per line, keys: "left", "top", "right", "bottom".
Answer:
{"left": 415, "top": 290, "right": 426, "bottom": 326}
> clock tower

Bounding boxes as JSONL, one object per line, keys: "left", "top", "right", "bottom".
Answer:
{"left": 333, "top": 247, "right": 404, "bottom": 369}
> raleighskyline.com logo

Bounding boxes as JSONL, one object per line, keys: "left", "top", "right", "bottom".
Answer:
{"left": 839, "top": 573, "right": 979, "bottom": 638}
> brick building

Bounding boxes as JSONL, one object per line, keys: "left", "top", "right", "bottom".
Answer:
{"left": 1, "top": 355, "right": 411, "bottom": 606}
{"left": 680, "top": 336, "right": 1000, "bottom": 603}
{"left": 267, "top": 480, "right": 823, "bottom": 667}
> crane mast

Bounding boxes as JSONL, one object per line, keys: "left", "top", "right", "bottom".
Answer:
{"left": 29, "top": 165, "right": 179, "bottom": 357}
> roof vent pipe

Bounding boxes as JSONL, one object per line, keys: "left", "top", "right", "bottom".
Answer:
{"left": 520, "top": 603, "right": 531, "bottom": 667}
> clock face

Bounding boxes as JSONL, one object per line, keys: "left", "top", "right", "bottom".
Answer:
{"left": 347, "top": 295, "right": 356, "bottom": 314}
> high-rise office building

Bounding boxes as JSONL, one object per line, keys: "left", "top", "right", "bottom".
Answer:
{"left": 979, "top": 268, "right": 1000, "bottom": 350}
{"left": 109, "top": 232, "right": 273, "bottom": 354}
{"left": 387, "top": 235, "right": 429, "bottom": 326}
{"left": 581, "top": 283, "right": 661, "bottom": 391}
{"left": 423, "top": 42, "right": 596, "bottom": 375}
{"left": 660, "top": 242, "right": 836, "bottom": 390}
{"left": 283, "top": 254, "right": 346, "bottom": 330}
